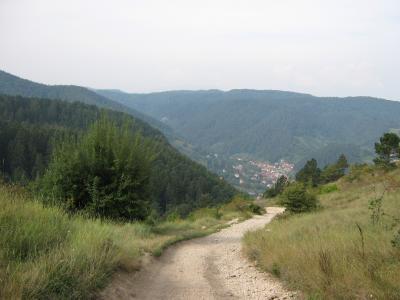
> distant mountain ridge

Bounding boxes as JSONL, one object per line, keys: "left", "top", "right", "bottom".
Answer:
{"left": 96, "top": 88, "right": 400, "bottom": 167}
{"left": 0, "top": 70, "right": 173, "bottom": 134}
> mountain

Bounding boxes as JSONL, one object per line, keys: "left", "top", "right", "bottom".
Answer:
{"left": 0, "top": 70, "right": 173, "bottom": 134}
{"left": 0, "top": 94, "right": 236, "bottom": 215}
{"left": 96, "top": 89, "right": 400, "bottom": 167}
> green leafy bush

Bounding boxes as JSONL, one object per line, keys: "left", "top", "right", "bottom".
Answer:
{"left": 280, "top": 183, "right": 318, "bottom": 213}
{"left": 39, "top": 116, "right": 154, "bottom": 221}
{"left": 318, "top": 184, "right": 338, "bottom": 195}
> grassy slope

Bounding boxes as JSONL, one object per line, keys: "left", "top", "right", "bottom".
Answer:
{"left": 0, "top": 185, "right": 256, "bottom": 299}
{"left": 243, "top": 166, "right": 400, "bottom": 299}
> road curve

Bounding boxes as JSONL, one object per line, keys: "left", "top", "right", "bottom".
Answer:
{"left": 99, "top": 207, "right": 295, "bottom": 300}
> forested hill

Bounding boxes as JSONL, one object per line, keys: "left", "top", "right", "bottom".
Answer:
{"left": 0, "top": 70, "right": 171, "bottom": 134}
{"left": 0, "top": 94, "right": 236, "bottom": 215}
{"left": 97, "top": 89, "right": 400, "bottom": 166}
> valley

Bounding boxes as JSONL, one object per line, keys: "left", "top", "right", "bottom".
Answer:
{"left": 203, "top": 153, "right": 294, "bottom": 195}
{"left": 2, "top": 2, "right": 399, "bottom": 299}
{"left": 0, "top": 70, "right": 399, "bottom": 300}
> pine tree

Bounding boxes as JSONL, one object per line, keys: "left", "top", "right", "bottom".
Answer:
{"left": 374, "top": 133, "right": 400, "bottom": 167}
{"left": 295, "top": 158, "right": 321, "bottom": 187}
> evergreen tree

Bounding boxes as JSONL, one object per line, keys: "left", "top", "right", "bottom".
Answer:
{"left": 320, "top": 154, "right": 349, "bottom": 183}
{"left": 264, "top": 175, "right": 288, "bottom": 198}
{"left": 374, "top": 132, "right": 400, "bottom": 167}
{"left": 295, "top": 158, "right": 321, "bottom": 187}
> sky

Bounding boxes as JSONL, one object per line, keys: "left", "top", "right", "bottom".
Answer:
{"left": 0, "top": 0, "right": 399, "bottom": 100}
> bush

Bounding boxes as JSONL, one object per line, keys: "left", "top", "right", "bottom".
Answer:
{"left": 248, "top": 203, "right": 263, "bottom": 215}
{"left": 318, "top": 184, "right": 338, "bottom": 195}
{"left": 222, "top": 196, "right": 262, "bottom": 215}
{"left": 38, "top": 116, "right": 154, "bottom": 221}
{"left": 280, "top": 183, "right": 318, "bottom": 213}
{"left": 344, "top": 163, "right": 373, "bottom": 182}
{"left": 392, "top": 230, "right": 400, "bottom": 249}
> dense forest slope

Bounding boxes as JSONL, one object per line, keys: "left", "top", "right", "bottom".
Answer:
{"left": 97, "top": 89, "right": 400, "bottom": 166}
{"left": 0, "top": 70, "right": 172, "bottom": 134}
{"left": 0, "top": 95, "right": 236, "bottom": 214}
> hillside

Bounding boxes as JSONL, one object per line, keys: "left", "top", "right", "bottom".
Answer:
{"left": 0, "top": 70, "right": 172, "bottom": 135}
{"left": 0, "top": 184, "right": 256, "bottom": 299}
{"left": 97, "top": 89, "right": 400, "bottom": 167}
{"left": 244, "top": 165, "right": 400, "bottom": 299}
{"left": 0, "top": 94, "right": 236, "bottom": 215}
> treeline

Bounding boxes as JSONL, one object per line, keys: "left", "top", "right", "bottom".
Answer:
{"left": 264, "top": 132, "right": 400, "bottom": 213}
{"left": 98, "top": 89, "right": 400, "bottom": 165}
{"left": 0, "top": 95, "right": 237, "bottom": 218}
{"left": 0, "top": 120, "right": 71, "bottom": 182}
{"left": 263, "top": 154, "right": 349, "bottom": 213}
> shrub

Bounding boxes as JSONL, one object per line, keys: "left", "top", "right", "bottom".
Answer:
{"left": 38, "top": 116, "right": 154, "bottom": 221}
{"left": 248, "top": 203, "right": 263, "bottom": 215}
{"left": 344, "top": 163, "right": 373, "bottom": 182}
{"left": 392, "top": 230, "right": 400, "bottom": 249}
{"left": 318, "top": 184, "right": 338, "bottom": 195}
{"left": 222, "top": 196, "right": 262, "bottom": 215}
{"left": 280, "top": 183, "right": 318, "bottom": 213}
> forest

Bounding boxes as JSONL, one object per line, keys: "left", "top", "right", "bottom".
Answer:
{"left": 0, "top": 94, "right": 236, "bottom": 217}
{"left": 98, "top": 89, "right": 400, "bottom": 167}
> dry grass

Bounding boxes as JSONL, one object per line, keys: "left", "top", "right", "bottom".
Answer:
{"left": 0, "top": 186, "right": 255, "bottom": 299}
{"left": 243, "top": 167, "right": 400, "bottom": 299}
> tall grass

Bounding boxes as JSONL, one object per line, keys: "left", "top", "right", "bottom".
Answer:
{"left": 243, "top": 167, "right": 400, "bottom": 299}
{"left": 0, "top": 186, "right": 256, "bottom": 299}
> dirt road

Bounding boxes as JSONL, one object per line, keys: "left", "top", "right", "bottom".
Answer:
{"left": 100, "top": 207, "right": 295, "bottom": 300}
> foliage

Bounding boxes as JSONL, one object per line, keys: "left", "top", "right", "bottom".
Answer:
{"left": 280, "top": 182, "right": 318, "bottom": 213}
{"left": 392, "top": 230, "right": 400, "bottom": 248}
{"left": 244, "top": 167, "right": 400, "bottom": 299}
{"left": 263, "top": 175, "right": 288, "bottom": 198}
{"left": 0, "top": 69, "right": 154, "bottom": 126}
{"left": 295, "top": 158, "right": 321, "bottom": 187}
{"left": 39, "top": 117, "right": 153, "bottom": 220}
{"left": 0, "top": 94, "right": 237, "bottom": 215}
{"left": 344, "top": 163, "right": 374, "bottom": 182}
{"left": 97, "top": 88, "right": 400, "bottom": 165}
{"left": 373, "top": 132, "right": 400, "bottom": 167}
{"left": 0, "top": 184, "right": 257, "bottom": 299}
{"left": 320, "top": 154, "right": 348, "bottom": 183}
{"left": 296, "top": 155, "right": 348, "bottom": 188}
{"left": 317, "top": 183, "right": 338, "bottom": 195}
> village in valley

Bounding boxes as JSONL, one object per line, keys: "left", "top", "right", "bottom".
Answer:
{"left": 204, "top": 153, "right": 294, "bottom": 195}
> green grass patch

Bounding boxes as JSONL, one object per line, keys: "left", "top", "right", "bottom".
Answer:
{"left": 317, "top": 183, "right": 339, "bottom": 195}
{"left": 0, "top": 186, "right": 257, "bottom": 299}
{"left": 243, "top": 167, "right": 400, "bottom": 299}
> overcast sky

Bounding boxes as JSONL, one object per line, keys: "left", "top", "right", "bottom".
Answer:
{"left": 0, "top": 0, "right": 399, "bottom": 99}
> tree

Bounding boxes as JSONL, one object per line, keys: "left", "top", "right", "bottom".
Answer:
{"left": 320, "top": 154, "right": 349, "bottom": 183}
{"left": 39, "top": 116, "right": 154, "bottom": 221}
{"left": 374, "top": 132, "right": 400, "bottom": 167}
{"left": 264, "top": 175, "right": 288, "bottom": 198}
{"left": 280, "top": 182, "right": 318, "bottom": 213}
{"left": 295, "top": 158, "right": 321, "bottom": 187}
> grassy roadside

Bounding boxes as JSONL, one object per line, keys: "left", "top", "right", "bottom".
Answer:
{"left": 0, "top": 185, "right": 258, "bottom": 299}
{"left": 243, "top": 167, "right": 400, "bottom": 299}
